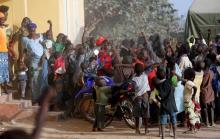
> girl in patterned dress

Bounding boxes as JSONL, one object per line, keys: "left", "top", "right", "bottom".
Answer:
{"left": 183, "top": 68, "right": 201, "bottom": 134}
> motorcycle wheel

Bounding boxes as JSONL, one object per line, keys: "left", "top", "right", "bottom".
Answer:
{"left": 104, "top": 113, "right": 113, "bottom": 127}
{"left": 79, "top": 95, "right": 95, "bottom": 123}
{"left": 121, "top": 99, "right": 135, "bottom": 129}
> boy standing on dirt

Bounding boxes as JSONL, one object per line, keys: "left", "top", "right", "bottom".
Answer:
{"left": 155, "top": 65, "right": 177, "bottom": 139}
{"left": 132, "top": 63, "right": 151, "bottom": 134}
{"left": 92, "top": 78, "right": 112, "bottom": 132}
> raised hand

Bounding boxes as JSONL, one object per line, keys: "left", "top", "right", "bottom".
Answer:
{"left": 47, "top": 20, "right": 52, "bottom": 26}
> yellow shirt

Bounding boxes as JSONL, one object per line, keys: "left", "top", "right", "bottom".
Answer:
{"left": 0, "top": 27, "right": 8, "bottom": 52}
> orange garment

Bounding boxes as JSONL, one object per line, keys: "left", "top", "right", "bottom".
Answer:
{"left": 0, "top": 27, "right": 8, "bottom": 52}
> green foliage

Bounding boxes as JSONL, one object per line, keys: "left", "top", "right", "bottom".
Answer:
{"left": 85, "top": 0, "right": 181, "bottom": 40}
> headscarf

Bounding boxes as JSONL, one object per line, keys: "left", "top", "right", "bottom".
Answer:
{"left": 27, "top": 22, "right": 37, "bottom": 31}
{"left": 96, "top": 36, "right": 106, "bottom": 46}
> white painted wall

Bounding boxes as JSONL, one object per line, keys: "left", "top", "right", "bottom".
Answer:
{"left": 63, "top": 0, "right": 85, "bottom": 44}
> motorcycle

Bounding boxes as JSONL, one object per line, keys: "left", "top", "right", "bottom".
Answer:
{"left": 73, "top": 49, "right": 135, "bottom": 128}
{"left": 73, "top": 73, "right": 113, "bottom": 120}
{"left": 72, "top": 53, "right": 114, "bottom": 116}
{"left": 79, "top": 80, "right": 136, "bottom": 129}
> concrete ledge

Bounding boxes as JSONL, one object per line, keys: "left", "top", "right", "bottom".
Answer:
{"left": 0, "top": 103, "right": 22, "bottom": 121}
{"left": 46, "top": 112, "right": 64, "bottom": 121}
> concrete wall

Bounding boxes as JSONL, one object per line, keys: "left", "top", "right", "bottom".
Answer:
{"left": 26, "top": 0, "right": 61, "bottom": 36}
{"left": 0, "top": 0, "right": 85, "bottom": 44}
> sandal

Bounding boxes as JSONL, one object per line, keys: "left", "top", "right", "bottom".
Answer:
{"left": 144, "top": 129, "right": 149, "bottom": 135}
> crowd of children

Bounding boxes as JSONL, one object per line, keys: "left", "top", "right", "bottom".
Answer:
{"left": 92, "top": 37, "right": 220, "bottom": 139}
{"left": 133, "top": 39, "right": 220, "bottom": 139}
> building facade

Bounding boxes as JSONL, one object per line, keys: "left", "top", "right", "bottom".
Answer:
{"left": 0, "top": 0, "right": 85, "bottom": 44}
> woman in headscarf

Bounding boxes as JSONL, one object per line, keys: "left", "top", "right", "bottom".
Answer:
{"left": 0, "top": 12, "right": 9, "bottom": 94}
{"left": 96, "top": 36, "right": 113, "bottom": 77}
{"left": 21, "top": 22, "right": 44, "bottom": 103}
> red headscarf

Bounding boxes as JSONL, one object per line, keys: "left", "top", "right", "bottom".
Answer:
{"left": 96, "top": 36, "right": 107, "bottom": 46}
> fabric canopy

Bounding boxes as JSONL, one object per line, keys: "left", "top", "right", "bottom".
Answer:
{"left": 185, "top": 0, "right": 220, "bottom": 40}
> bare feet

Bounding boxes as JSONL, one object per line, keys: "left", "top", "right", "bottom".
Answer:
{"left": 144, "top": 129, "right": 149, "bottom": 135}
{"left": 97, "top": 128, "right": 104, "bottom": 132}
{"left": 92, "top": 128, "right": 97, "bottom": 132}
{"left": 135, "top": 130, "right": 141, "bottom": 135}
{"left": 92, "top": 128, "right": 104, "bottom": 132}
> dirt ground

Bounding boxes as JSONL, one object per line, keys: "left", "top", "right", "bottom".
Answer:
{"left": 1, "top": 118, "right": 220, "bottom": 139}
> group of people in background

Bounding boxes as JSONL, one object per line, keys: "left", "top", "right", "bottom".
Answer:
{"left": 0, "top": 5, "right": 72, "bottom": 105}
{"left": 0, "top": 5, "right": 220, "bottom": 139}
{"left": 89, "top": 34, "right": 220, "bottom": 139}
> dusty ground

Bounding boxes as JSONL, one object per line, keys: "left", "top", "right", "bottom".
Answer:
{"left": 1, "top": 118, "right": 220, "bottom": 139}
